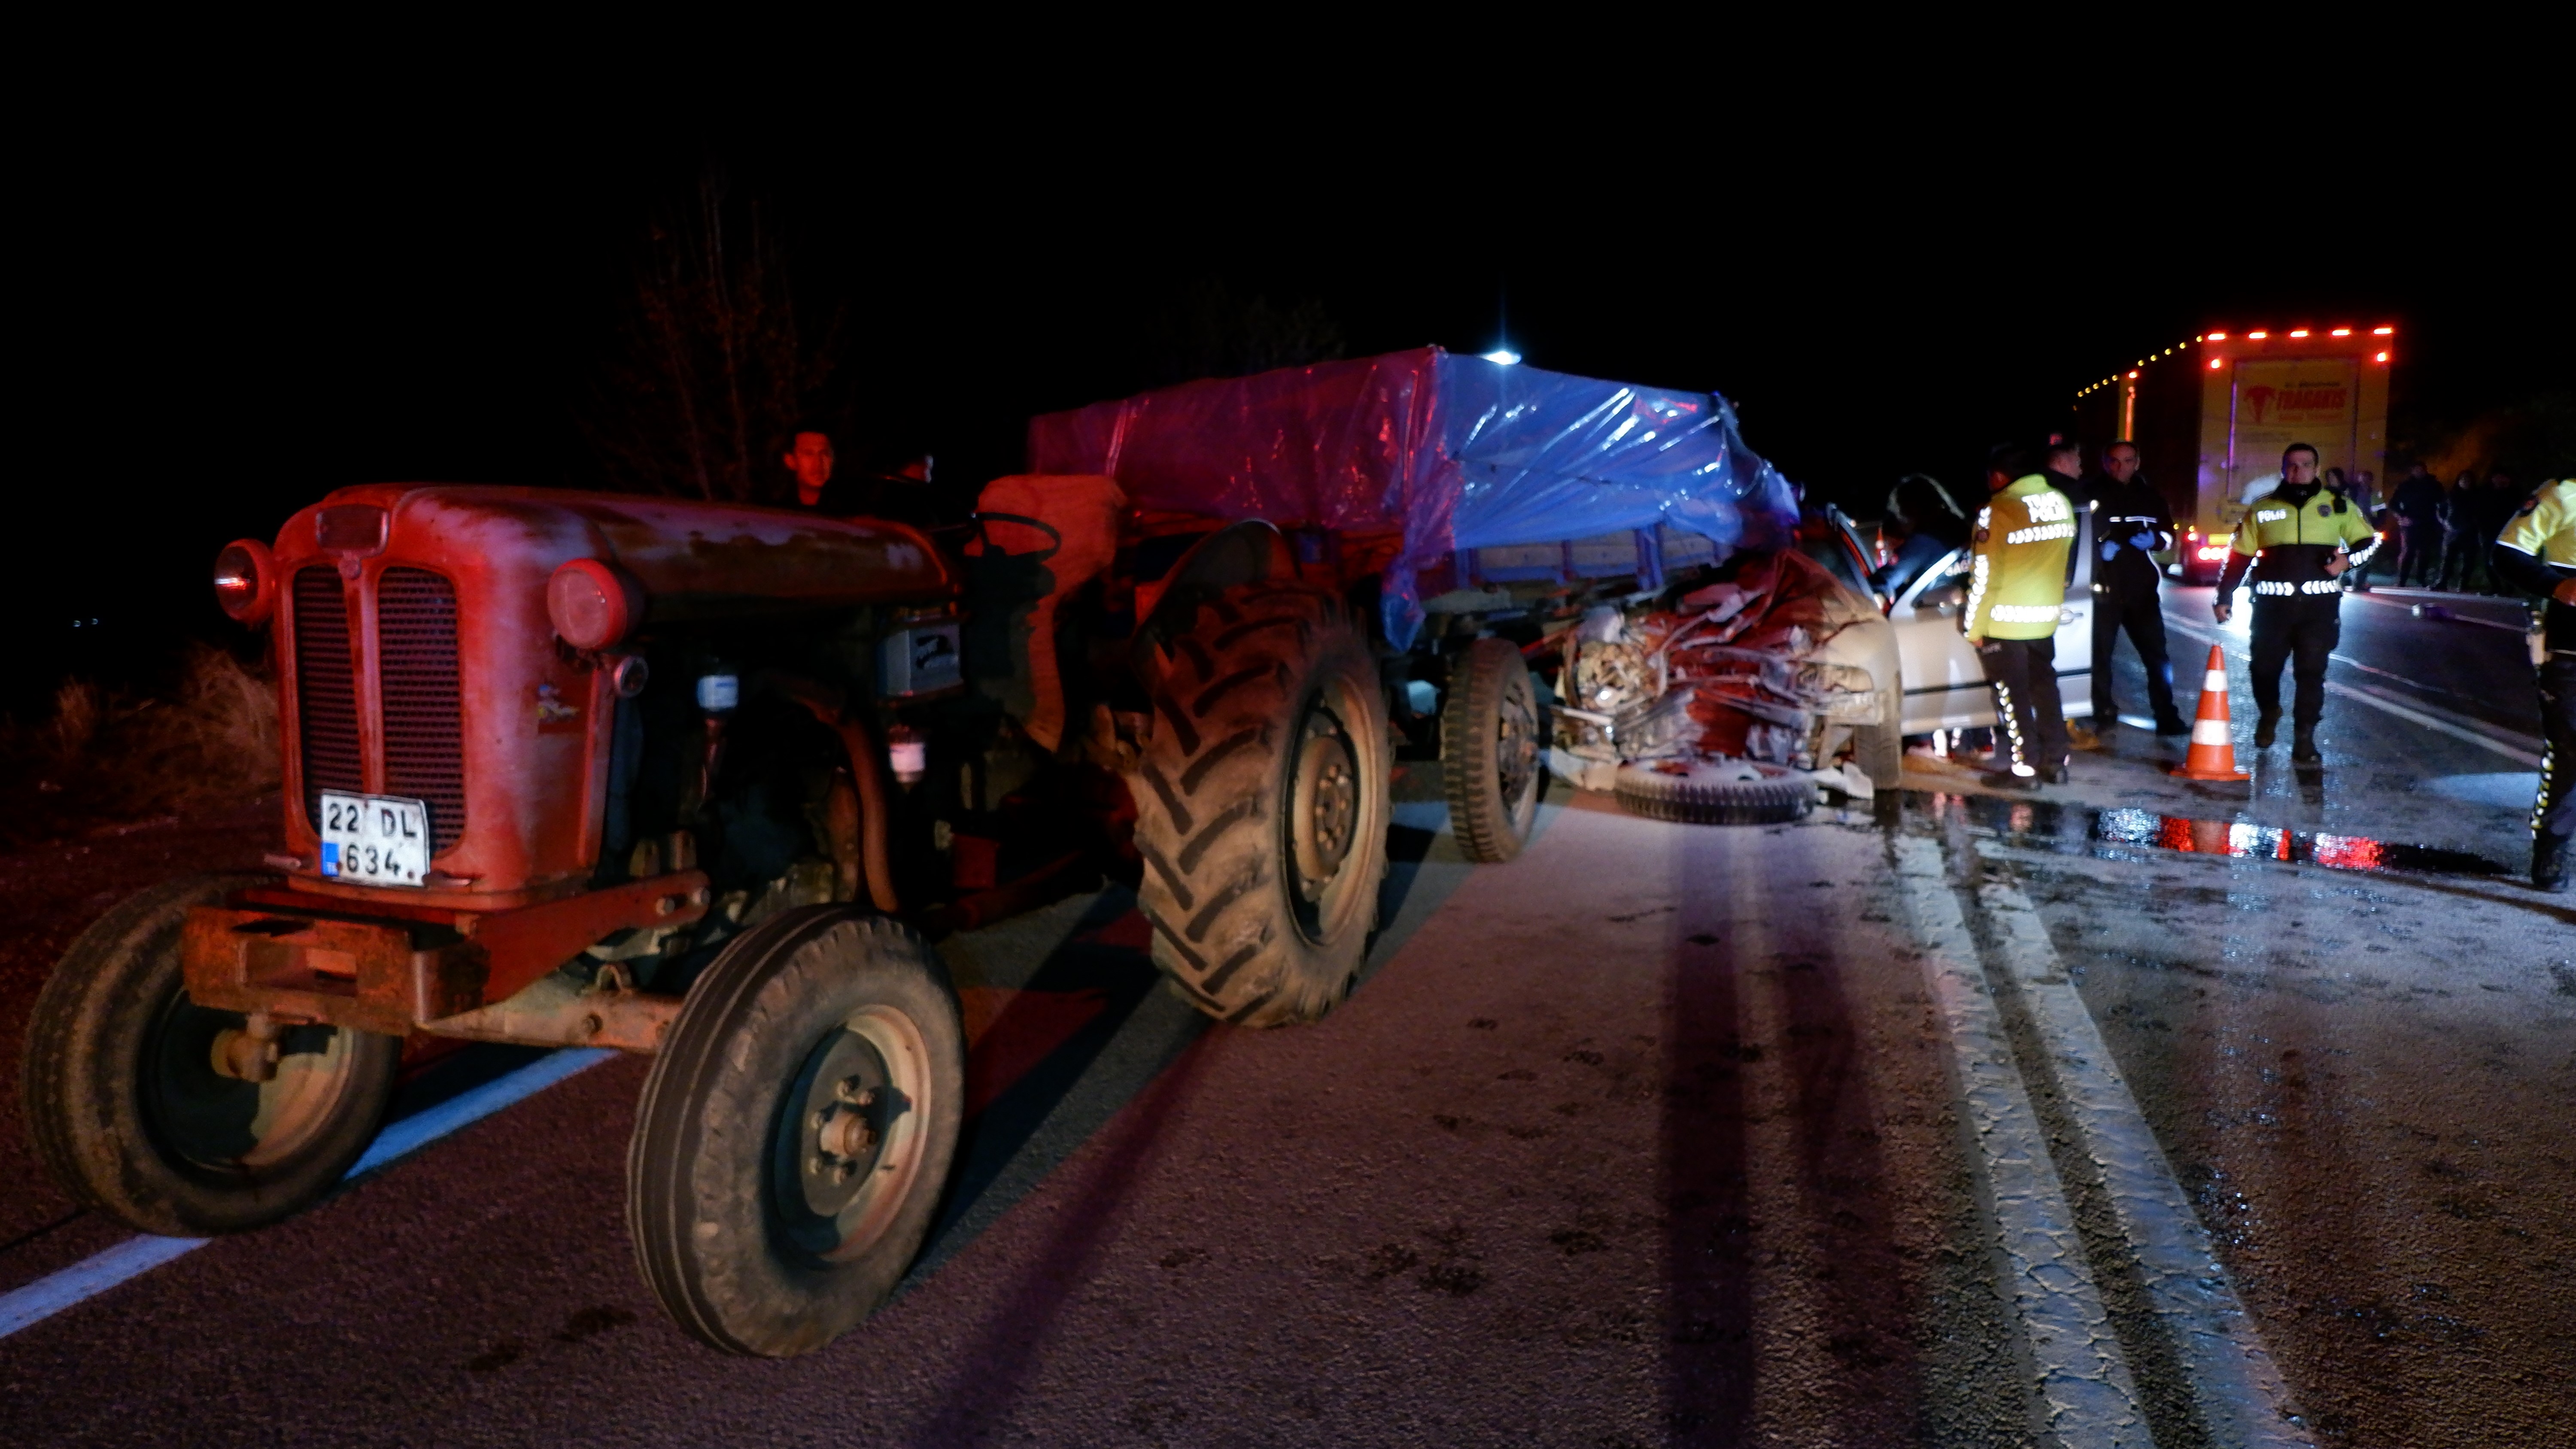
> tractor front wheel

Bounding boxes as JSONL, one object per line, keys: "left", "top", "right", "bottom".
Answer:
{"left": 627, "top": 906, "right": 965, "bottom": 1357}
{"left": 19, "top": 873, "right": 399, "bottom": 1237}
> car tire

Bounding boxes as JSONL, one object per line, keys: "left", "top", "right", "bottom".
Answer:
{"left": 1134, "top": 582, "right": 1391, "bottom": 1027}
{"left": 627, "top": 906, "right": 965, "bottom": 1357}
{"left": 19, "top": 873, "right": 400, "bottom": 1237}
{"left": 1611, "top": 759, "right": 1814, "bottom": 826}
{"left": 1440, "top": 636, "right": 1545, "bottom": 863}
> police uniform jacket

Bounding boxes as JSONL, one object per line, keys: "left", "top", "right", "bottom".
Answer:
{"left": 2215, "top": 482, "right": 2379, "bottom": 601}
{"left": 2494, "top": 479, "right": 2576, "bottom": 655}
{"left": 1963, "top": 474, "right": 2075, "bottom": 642}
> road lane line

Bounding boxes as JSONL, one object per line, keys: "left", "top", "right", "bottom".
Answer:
{"left": 0, "top": 1235, "right": 207, "bottom": 1339}
{"left": 1967, "top": 856, "right": 2312, "bottom": 1449}
{"left": 0, "top": 1047, "right": 614, "bottom": 1343}
{"left": 1891, "top": 836, "right": 2150, "bottom": 1447}
{"left": 2162, "top": 613, "right": 2543, "bottom": 765}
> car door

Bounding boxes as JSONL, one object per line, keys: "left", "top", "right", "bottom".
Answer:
{"left": 1891, "top": 508, "right": 2093, "bottom": 735}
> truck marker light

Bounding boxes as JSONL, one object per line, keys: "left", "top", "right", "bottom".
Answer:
{"left": 2288, "top": 329, "right": 2309, "bottom": 338}
{"left": 2330, "top": 327, "right": 2351, "bottom": 336}
{"left": 2375, "top": 352, "right": 2389, "bottom": 364}
{"left": 2210, "top": 358, "right": 2224, "bottom": 369}
{"left": 2127, "top": 370, "right": 2139, "bottom": 379}
{"left": 2206, "top": 331, "right": 2227, "bottom": 340}
{"left": 2247, "top": 330, "right": 2267, "bottom": 339}
{"left": 2372, "top": 326, "right": 2394, "bottom": 335}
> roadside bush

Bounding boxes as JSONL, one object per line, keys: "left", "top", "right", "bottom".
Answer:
{"left": 1, "top": 644, "right": 278, "bottom": 846}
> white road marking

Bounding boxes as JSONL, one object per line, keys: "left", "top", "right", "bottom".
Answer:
{"left": 1969, "top": 861, "right": 2312, "bottom": 1448}
{"left": 2163, "top": 614, "right": 2543, "bottom": 766}
{"left": 1892, "top": 837, "right": 2150, "bottom": 1447}
{"left": 0, "top": 1047, "right": 614, "bottom": 1342}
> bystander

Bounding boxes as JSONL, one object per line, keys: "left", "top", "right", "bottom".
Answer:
{"left": 2391, "top": 462, "right": 2446, "bottom": 586}
{"left": 2439, "top": 470, "right": 2488, "bottom": 591}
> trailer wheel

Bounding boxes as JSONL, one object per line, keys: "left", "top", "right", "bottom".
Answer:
{"left": 1441, "top": 636, "right": 1545, "bottom": 862}
{"left": 18, "top": 873, "right": 399, "bottom": 1237}
{"left": 1612, "top": 759, "right": 1814, "bottom": 826}
{"left": 1135, "top": 583, "right": 1391, "bottom": 1027}
{"left": 1851, "top": 679, "right": 1905, "bottom": 791}
{"left": 627, "top": 906, "right": 963, "bottom": 1357}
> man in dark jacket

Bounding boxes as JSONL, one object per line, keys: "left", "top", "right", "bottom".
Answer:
{"left": 2085, "top": 440, "right": 2187, "bottom": 732}
{"left": 2390, "top": 462, "right": 2445, "bottom": 586}
{"left": 2439, "top": 471, "right": 2490, "bottom": 591}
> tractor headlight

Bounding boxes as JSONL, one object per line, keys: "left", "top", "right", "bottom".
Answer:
{"left": 212, "top": 539, "right": 276, "bottom": 624}
{"left": 547, "top": 558, "right": 644, "bottom": 649}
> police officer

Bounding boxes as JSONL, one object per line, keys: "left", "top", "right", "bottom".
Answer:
{"left": 1965, "top": 444, "right": 2078, "bottom": 788}
{"left": 2212, "top": 442, "right": 2381, "bottom": 762}
{"left": 2491, "top": 477, "right": 2576, "bottom": 893}
{"left": 2087, "top": 439, "right": 2188, "bottom": 734}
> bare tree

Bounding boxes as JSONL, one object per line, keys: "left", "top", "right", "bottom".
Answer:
{"left": 585, "top": 171, "right": 839, "bottom": 501}
{"left": 1145, "top": 276, "right": 1346, "bottom": 389}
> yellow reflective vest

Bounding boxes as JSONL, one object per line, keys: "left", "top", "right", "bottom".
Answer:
{"left": 2499, "top": 478, "right": 2576, "bottom": 570}
{"left": 2223, "top": 484, "right": 2381, "bottom": 598}
{"left": 2497, "top": 478, "right": 2576, "bottom": 653}
{"left": 1963, "top": 474, "right": 2074, "bottom": 642}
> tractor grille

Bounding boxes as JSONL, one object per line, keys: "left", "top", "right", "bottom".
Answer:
{"left": 377, "top": 567, "right": 468, "bottom": 855}
{"left": 292, "top": 566, "right": 364, "bottom": 832}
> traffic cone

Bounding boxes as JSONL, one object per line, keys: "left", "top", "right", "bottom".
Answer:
{"left": 2172, "top": 645, "right": 2250, "bottom": 782}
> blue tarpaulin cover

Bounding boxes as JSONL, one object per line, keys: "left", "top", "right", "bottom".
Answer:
{"left": 1027, "top": 347, "right": 1799, "bottom": 647}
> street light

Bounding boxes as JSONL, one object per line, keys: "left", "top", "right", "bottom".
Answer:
{"left": 1481, "top": 348, "right": 1521, "bottom": 366}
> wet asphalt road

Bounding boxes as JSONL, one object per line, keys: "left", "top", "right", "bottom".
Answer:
{"left": 2, "top": 585, "right": 2569, "bottom": 1446}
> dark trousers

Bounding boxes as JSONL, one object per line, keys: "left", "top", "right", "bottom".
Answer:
{"left": 2396, "top": 522, "right": 2441, "bottom": 586}
{"left": 2092, "top": 580, "right": 2178, "bottom": 723}
{"left": 2249, "top": 595, "right": 2340, "bottom": 729}
{"left": 2440, "top": 530, "right": 2487, "bottom": 591}
{"left": 2539, "top": 657, "right": 2576, "bottom": 849}
{"left": 1979, "top": 634, "right": 2068, "bottom": 773}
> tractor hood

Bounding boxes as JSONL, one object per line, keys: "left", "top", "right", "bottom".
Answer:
{"left": 275, "top": 485, "right": 956, "bottom": 623}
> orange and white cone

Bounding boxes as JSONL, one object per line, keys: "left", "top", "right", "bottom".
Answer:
{"left": 2172, "top": 644, "right": 2250, "bottom": 782}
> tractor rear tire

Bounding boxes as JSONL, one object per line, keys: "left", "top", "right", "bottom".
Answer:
{"left": 19, "top": 873, "right": 399, "bottom": 1237}
{"left": 627, "top": 906, "right": 964, "bottom": 1357}
{"left": 1612, "top": 759, "right": 1814, "bottom": 826}
{"left": 1134, "top": 583, "right": 1391, "bottom": 1027}
{"left": 1441, "top": 637, "right": 1545, "bottom": 863}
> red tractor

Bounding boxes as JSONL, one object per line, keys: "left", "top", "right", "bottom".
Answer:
{"left": 21, "top": 349, "right": 1824, "bottom": 1355}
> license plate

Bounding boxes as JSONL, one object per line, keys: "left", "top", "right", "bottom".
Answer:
{"left": 317, "top": 791, "right": 431, "bottom": 888}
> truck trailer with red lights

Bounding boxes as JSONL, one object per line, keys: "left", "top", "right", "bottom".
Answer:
{"left": 2073, "top": 324, "right": 2396, "bottom": 584}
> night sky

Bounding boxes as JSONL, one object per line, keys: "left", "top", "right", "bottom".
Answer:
{"left": 24, "top": 99, "right": 2566, "bottom": 708}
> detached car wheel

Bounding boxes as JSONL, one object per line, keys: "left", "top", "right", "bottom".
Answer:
{"left": 1134, "top": 582, "right": 1391, "bottom": 1027}
{"left": 1440, "top": 636, "right": 1545, "bottom": 863}
{"left": 1612, "top": 759, "right": 1814, "bottom": 826}
{"left": 627, "top": 906, "right": 964, "bottom": 1357}
{"left": 19, "top": 873, "right": 399, "bottom": 1237}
